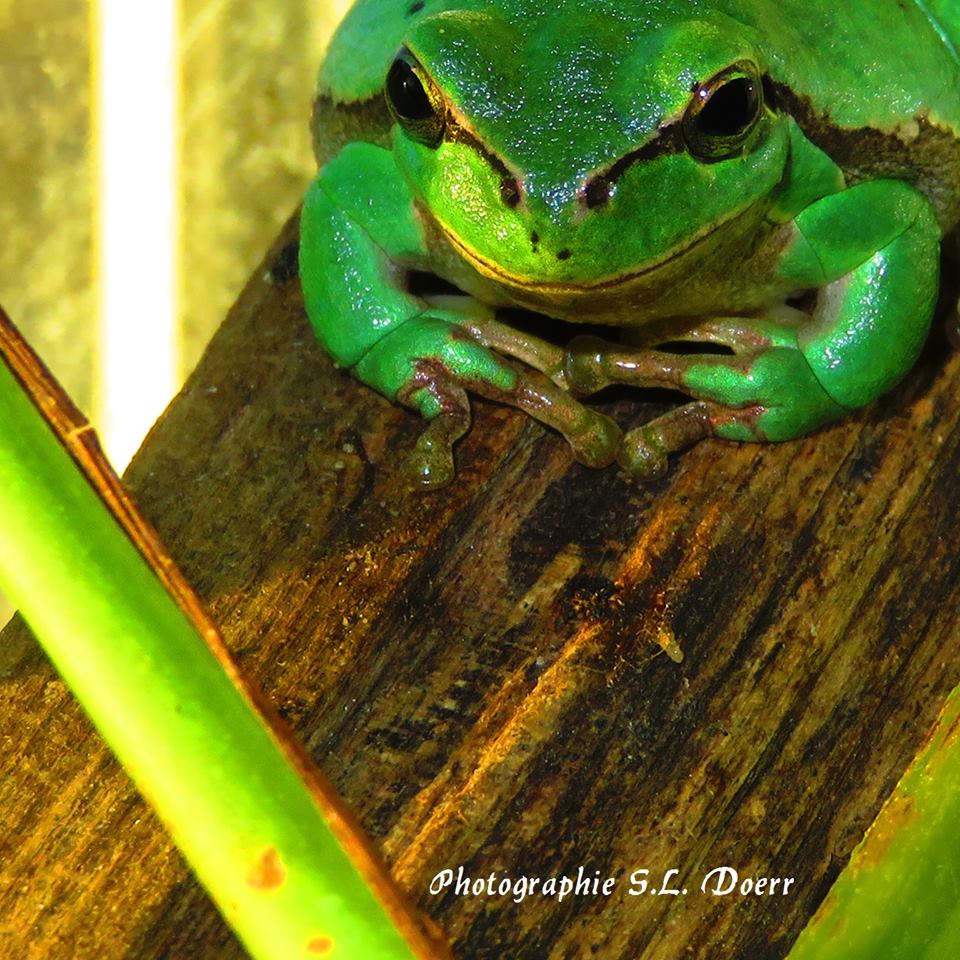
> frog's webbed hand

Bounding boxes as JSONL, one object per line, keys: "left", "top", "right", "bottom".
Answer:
{"left": 300, "top": 143, "right": 620, "bottom": 489}
{"left": 566, "top": 180, "right": 941, "bottom": 479}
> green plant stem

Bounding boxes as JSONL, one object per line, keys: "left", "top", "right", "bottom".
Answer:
{"left": 0, "top": 333, "right": 445, "bottom": 959}
{"left": 789, "top": 684, "right": 960, "bottom": 959}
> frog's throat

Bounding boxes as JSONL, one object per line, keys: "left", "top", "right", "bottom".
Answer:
{"left": 431, "top": 215, "right": 729, "bottom": 294}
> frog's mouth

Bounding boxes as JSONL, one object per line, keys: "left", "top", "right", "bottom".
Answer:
{"left": 431, "top": 212, "right": 733, "bottom": 295}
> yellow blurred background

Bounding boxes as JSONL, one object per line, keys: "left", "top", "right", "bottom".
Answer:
{"left": 0, "top": 0, "right": 353, "bottom": 619}
{"left": 0, "top": 0, "right": 351, "bottom": 426}
{"left": 178, "top": 0, "right": 352, "bottom": 375}
{"left": 0, "top": 1, "right": 96, "bottom": 413}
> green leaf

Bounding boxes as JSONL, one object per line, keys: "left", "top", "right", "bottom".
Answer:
{"left": 0, "top": 311, "right": 448, "bottom": 960}
{"left": 789, "top": 685, "right": 960, "bottom": 959}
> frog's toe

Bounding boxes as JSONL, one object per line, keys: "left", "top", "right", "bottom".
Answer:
{"left": 565, "top": 334, "right": 618, "bottom": 395}
{"left": 618, "top": 401, "right": 739, "bottom": 481}
{"left": 620, "top": 389, "right": 843, "bottom": 480}
{"left": 619, "top": 425, "right": 670, "bottom": 480}
{"left": 403, "top": 382, "right": 472, "bottom": 490}
{"left": 404, "top": 427, "right": 457, "bottom": 490}
{"left": 568, "top": 408, "right": 622, "bottom": 468}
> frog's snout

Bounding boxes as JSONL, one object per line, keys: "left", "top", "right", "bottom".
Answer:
{"left": 501, "top": 164, "right": 618, "bottom": 267}
{"left": 529, "top": 228, "right": 573, "bottom": 262}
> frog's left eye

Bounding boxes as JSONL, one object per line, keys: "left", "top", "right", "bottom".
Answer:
{"left": 385, "top": 49, "right": 446, "bottom": 147}
{"left": 683, "top": 62, "right": 763, "bottom": 161}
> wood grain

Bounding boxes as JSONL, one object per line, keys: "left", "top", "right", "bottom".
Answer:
{"left": 1, "top": 216, "right": 958, "bottom": 959}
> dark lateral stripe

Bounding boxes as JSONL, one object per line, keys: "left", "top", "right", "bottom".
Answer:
{"left": 764, "top": 76, "right": 895, "bottom": 166}
{"left": 764, "top": 76, "right": 960, "bottom": 190}
{"left": 312, "top": 92, "right": 395, "bottom": 165}
{"left": 445, "top": 123, "right": 514, "bottom": 180}
{"left": 321, "top": 90, "right": 521, "bottom": 204}
{"left": 584, "top": 123, "right": 686, "bottom": 207}
{"left": 603, "top": 123, "right": 687, "bottom": 184}
{"left": 315, "top": 90, "right": 393, "bottom": 124}
{"left": 601, "top": 74, "right": 953, "bottom": 188}
{"left": 445, "top": 122, "right": 524, "bottom": 208}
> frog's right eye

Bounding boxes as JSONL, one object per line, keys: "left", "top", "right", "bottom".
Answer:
{"left": 385, "top": 50, "right": 445, "bottom": 147}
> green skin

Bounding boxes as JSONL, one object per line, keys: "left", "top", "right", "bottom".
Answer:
{"left": 300, "top": 0, "right": 960, "bottom": 487}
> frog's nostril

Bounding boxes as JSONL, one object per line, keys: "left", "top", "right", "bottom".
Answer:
{"left": 583, "top": 176, "right": 612, "bottom": 210}
{"left": 500, "top": 176, "right": 522, "bottom": 208}
{"left": 557, "top": 248, "right": 572, "bottom": 261}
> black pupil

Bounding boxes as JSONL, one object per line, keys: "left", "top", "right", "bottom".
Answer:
{"left": 696, "top": 77, "right": 757, "bottom": 137}
{"left": 387, "top": 60, "right": 434, "bottom": 121}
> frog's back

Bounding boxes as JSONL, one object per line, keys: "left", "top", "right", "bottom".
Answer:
{"left": 323, "top": 0, "right": 959, "bottom": 118}
{"left": 721, "top": 0, "right": 960, "bottom": 131}
{"left": 918, "top": 0, "right": 960, "bottom": 65}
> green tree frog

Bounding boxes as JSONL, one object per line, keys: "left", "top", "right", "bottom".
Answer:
{"left": 299, "top": 0, "right": 960, "bottom": 487}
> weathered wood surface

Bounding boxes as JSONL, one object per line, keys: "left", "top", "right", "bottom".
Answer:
{"left": 1, "top": 216, "right": 959, "bottom": 959}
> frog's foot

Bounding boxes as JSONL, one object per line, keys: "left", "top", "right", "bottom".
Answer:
{"left": 565, "top": 317, "right": 848, "bottom": 480}
{"left": 418, "top": 293, "right": 568, "bottom": 386}
{"left": 358, "top": 312, "right": 621, "bottom": 489}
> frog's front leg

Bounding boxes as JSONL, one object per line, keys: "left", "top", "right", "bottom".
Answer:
{"left": 566, "top": 180, "right": 941, "bottom": 478}
{"left": 299, "top": 143, "right": 620, "bottom": 488}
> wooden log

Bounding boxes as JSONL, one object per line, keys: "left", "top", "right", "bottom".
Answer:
{"left": 1, "top": 214, "right": 959, "bottom": 959}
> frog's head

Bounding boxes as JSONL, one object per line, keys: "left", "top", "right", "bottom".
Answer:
{"left": 385, "top": 6, "right": 791, "bottom": 295}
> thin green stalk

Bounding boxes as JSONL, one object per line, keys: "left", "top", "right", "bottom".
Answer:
{"left": 789, "top": 683, "right": 960, "bottom": 958}
{"left": 0, "top": 310, "right": 448, "bottom": 960}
